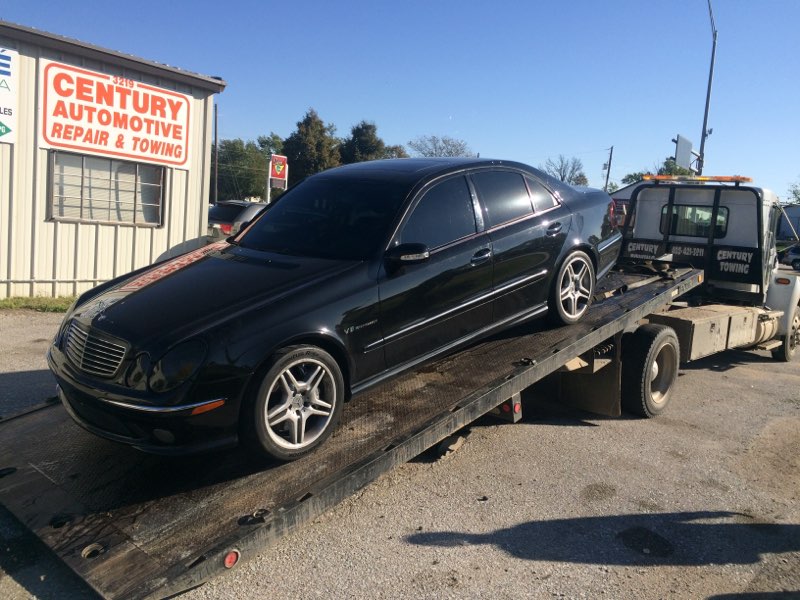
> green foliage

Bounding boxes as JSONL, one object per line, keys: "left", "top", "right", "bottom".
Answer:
{"left": 212, "top": 138, "right": 270, "bottom": 201}
{"left": 621, "top": 157, "right": 693, "bottom": 185}
{"left": 0, "top": 296, "right": 76, "bottom": 312}
{"left": 209, "top": 111, "right": 461, "bottom": 200}
{"left": 282, "top": 109, "right": 341, "bottom": 186}
{"left": 408, "top": 135, "right": 471, "bottom": 157}
{"left": 340, "top": 121, "right": 408, "bottom": 164}
{"left": 606, "top": 181, "right": 620, "bottom": 193}
{"left": 540, "top": 155, "right": 589, "bottom": 186}
{"left": 621, "top": 172, "right": 647, "bottom": 185}
{"left": 257, "top": 133, "right": 283, "bottom": 156}
{"left": 788, "top": 179, "right": 800, "bottom": 204}
{"left": 658, "top": 157, "right": 693, "bottom": 177}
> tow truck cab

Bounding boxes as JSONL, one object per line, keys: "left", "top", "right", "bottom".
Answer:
{"left": 616, "top": 175, "right": 800, "bottom": 361}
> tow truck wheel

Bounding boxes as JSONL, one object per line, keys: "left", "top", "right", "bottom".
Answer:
{"left": 243, "top": 345, "right": 344, "bottom": 461}
{"left": 549, "top": 251, "right": 595, "bottom": 325}
{"left": 771, "top": 307, "right": 799, "bottom": 362}
{"left": 621, "top": 324, "right": 680, "bottom": 418}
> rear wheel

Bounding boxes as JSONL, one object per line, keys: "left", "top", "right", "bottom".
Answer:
{"left": 549, "top": 251, "right": 595, "bottom": 325}
{"left": 771, "top": 307, "right": 799, "bottom": 362}
{"left": 242, "top": 345, "right": 344, "bottom": 461}
{"left": 792, "top": 259, "right": 800, "bottom": 271}
{"left": 622, "top": 324, "right": 680, "bottom": 417}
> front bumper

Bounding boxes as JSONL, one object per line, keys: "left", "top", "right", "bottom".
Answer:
{"left": 48, "top": 345, "right": 243, "bottom": 455}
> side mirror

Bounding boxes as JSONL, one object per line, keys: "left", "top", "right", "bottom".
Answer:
{"left": 385, "top": 243, "right": 430, "bottom": 271}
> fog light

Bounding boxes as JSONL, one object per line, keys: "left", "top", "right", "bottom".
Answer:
{"left": 152, "top": 429, "right": 175, "bottom": 444}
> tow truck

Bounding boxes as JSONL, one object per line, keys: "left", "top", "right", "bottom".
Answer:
{"left": 0, "top": 175, "right": 796, "bottom": 600}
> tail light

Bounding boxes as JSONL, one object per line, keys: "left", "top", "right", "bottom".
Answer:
{"left": 611, "top": 201, "right": 627, "bottom": 229}
{"left": 220, "top": 223, "right": 233, "bottom": 235}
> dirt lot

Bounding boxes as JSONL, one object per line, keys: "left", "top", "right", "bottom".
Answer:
{"left": 0, "top": 309, "right": 798, "bottom": 599}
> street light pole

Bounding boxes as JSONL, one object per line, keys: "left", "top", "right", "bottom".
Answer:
{"left": 697, "top": 0, "right": 717, "bottom": 175}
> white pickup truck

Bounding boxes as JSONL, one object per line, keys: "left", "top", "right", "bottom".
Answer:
{"left": 616, "top": 175, "right": 800, "bottom": 362}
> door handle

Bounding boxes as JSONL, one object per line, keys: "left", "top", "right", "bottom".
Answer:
{"left": 546, "top": 222, "right": 563, "bottom": 236}
{"left": 470, "top": 248, "right": 492, "bottom": 265}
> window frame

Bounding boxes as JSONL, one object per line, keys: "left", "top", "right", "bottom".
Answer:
{"left": 48, "top": 150, "right": 165, "bottom": 227}
{"left": 659, "top": 203, "right": 729, "bottom": 239}
{"left": 396, "top": 174, "right": 480, "bottom": 252}
{"left": 470, "top": 169, "right": 535, "bottom": 230}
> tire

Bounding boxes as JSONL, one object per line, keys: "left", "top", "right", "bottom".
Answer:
{"left": 548, "top": 250, "right": 595, "bottom": 325}
{"left": 242, "top": 345, "right": 344, "bottom": 461}
{"left": 792, "top": 259, "right": 800, "bottom": 271}
{"left": 771, "top": 306, "right": 799, "bottom": 362}
{"left": 621, "top": 324, "right": 680, "bottom": 418}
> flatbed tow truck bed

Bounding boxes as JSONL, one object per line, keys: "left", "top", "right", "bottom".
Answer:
{"left": 0, "top": 265, "right": 702, "bottom": 599}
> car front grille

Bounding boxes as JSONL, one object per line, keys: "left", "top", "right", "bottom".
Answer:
{"left": 63, "top": 321, "right": 128, "bottom": 378}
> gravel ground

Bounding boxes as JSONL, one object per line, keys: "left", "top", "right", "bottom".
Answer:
{"left": 0, "top": 309, "right": 798, "bottom": 599}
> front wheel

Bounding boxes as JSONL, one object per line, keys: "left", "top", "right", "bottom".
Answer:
{"left": 622, "top": 324, "right": 680, "bottom": 418}
{"left": 549, "top": 251, "right": 595, "bottom": 325}
{"left": 771, "top": 307, "right": 799, "bottom": 362}
{"left": 242, "top": 345, "right": 344, "bottom": 461}
{"left": 792, "top": 259, "right": 800, "bottom": 271}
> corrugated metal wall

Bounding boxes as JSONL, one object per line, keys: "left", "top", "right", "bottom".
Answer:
{"left": 0, "top": 35, "right": 215, "bottom": 299}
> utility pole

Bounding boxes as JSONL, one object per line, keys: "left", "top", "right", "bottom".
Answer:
{"left": 603, "top": 146, "right": 614, "bottom": 192}
{"left": 213, "top": 103, "right": 219, "bottom": 204}
{"left": 697, "top": 0, "right": 717, "bottom": 175}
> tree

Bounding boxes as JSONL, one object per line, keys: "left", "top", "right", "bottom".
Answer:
{"left": 340, "top": 121, "right": 408, "bottom": 164}
{"left": 212, "top": 138, "right": 270, "bottom": 201}
{"left": 281, "top": 109, "right": 341, "bottom": 186}
{"left": 621, "top": 157, "right": 693, "bottom": 185}
{"left": 540, "top": 155, "right": 589, "bottom": 186}
{"left": 606, "top": 181, "right": 620, "bottom": 193}
{"left": 408, "top": 135, "right": 471, "bottom": 157}
{"left": 257, "top": 133, "right": 283, "bottom": 156}
{"left": 658, "top": 157, "right": 693, "bottom": 177}
{"left": 787, "top": 179, "right": 800, "bottom": 204}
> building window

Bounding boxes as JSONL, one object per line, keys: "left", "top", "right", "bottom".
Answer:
{"left": 50, "top": 151, "right": 164, "bottom": 226}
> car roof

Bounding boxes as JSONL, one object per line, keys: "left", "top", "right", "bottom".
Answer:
{"left": 312, "top": 158, "right": 547, "bottom": 189}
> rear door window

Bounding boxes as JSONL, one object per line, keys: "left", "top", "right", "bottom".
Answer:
{"left": 525, "top": 177, "right": 559, "bottom": 212}
{"left": 471, "top": 171, "right": 533, "bottom": 228}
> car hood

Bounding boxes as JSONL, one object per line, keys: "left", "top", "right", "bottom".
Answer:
{"left": 70, "top": 242, "right": 360, "bottom": 349}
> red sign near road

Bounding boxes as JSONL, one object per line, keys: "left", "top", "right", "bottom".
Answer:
{"left": 270, "top": 154, "right": 288, "bottom": 180}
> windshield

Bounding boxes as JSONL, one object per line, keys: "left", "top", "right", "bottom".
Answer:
{"left": 237, "top": 177, "right": 408, "bottom": 259}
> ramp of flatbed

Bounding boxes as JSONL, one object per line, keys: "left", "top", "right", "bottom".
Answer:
{"left": 0, "top": 268, "right": 701, "bottom": 599}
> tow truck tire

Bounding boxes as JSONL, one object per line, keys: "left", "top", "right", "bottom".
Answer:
{"left": 771, "top": 307, "right": 799, "bottom": 362}
{"left": 621, "top": 324, "right": 680, "bottom": 418}
{"left": 242, "top": 345, "right": 345, "bottom": 462}
{"left": 548, "top": 251, "right": 595, "bottom": 325}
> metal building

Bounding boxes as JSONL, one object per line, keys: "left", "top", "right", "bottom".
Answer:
{"left": 0, "top": 21, "right": 225, "bottom": 299}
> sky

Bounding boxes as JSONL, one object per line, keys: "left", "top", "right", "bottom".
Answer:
{"left": 4, "top": 0, "right": 799, "bottom": 196}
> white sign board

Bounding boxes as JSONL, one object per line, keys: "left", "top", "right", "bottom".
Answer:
{"left": 39, "top": 60, "right": 192, "bottom": 167}
{"left": 0, "top": 48, "right": 18, "bottom": 144}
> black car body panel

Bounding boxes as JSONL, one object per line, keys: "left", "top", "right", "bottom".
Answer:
{"left": 49, "top": 158, "right": 622, "bottom": 454}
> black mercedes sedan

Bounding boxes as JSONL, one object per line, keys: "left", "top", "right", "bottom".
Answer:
{"left": 48, "top": 158, "right": 622, "bottom": 460}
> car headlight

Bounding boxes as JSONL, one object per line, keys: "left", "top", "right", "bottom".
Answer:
{"left": 125, "top": 354, "right": 151, "bottom": 390}
{"left": 147, "top": 339, "right": 207, "bottom": 393}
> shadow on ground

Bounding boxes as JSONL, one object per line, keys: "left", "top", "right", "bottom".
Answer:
{"left": 406, "top": 511, "right": 799, "bottom": 568}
